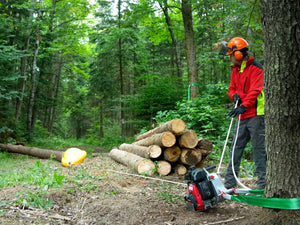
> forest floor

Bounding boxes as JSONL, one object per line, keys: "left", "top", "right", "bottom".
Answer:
{"left": 0, "top": 149, "right": 263, "bottom": 225}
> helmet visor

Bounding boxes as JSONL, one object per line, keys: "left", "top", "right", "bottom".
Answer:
{"left": 219, "top": 41, "right": 229, "bottom": 56}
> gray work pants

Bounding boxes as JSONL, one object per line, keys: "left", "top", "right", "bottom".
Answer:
{"left": 224, "top": 115, "right": 266, "bottom": 190}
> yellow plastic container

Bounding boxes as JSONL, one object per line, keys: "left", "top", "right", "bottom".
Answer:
{"left": 61, "top": 148, "right": 87, "bottom": 167}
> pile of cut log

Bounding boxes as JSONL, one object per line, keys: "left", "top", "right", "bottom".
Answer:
{"left": 109, "top": 119, "right": 213, "bottom": 176}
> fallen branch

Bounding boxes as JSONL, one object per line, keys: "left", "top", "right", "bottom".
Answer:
{"left": 0, "top": 143, "right": 63, "bottom": 161}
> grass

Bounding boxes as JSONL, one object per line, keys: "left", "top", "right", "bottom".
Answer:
{"left": 0, "top": 152, "right": 104, "bottom": 209}
{"left": 156, "top": 190, "right": 184, "bottom": 204}
{"left": 156, "top": 183, "right": 184, "bottom": 204}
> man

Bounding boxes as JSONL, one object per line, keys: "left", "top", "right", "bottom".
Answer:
{"left": 224, "top": 37, "right": 266, "bottom": 190}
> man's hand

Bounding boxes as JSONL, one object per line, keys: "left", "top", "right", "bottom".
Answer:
{"left": 233, "top": 94, "right": 241, "bottom": 104}
{"left": 228, "top": 105, "right": 247, "bottom": 117}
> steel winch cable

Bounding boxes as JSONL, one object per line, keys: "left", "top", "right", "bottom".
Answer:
{"left": 217, "top": 102, "right": 300, "bottom": 210}
{"left": 217, "top": 101, "right": 250, "bottom": 190}
{"left": 107, "top": 169, "right": 187, "bottom": 186}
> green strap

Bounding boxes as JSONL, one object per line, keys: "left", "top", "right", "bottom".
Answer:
{"left": 248, "top": 189, "right": 265, "bottom": 195}
{"left": 188, "top": 83, "right": 199, "bottom": 100}
{"left": 231, "top": 194, "right": 300, "bottom": 210}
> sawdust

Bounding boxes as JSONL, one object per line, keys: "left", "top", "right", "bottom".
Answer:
{"left": 0, "top": 153, "right": 262, "bottom": 225}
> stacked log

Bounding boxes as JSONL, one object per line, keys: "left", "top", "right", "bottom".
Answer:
{"left": 109, "top": 119, "right": 213, "bottom": 177}
{"left": 109, "top": 148, "right": 155, "bottom": 175}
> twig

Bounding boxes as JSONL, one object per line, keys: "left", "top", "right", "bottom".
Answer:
{"left": 204, "top": 216, "right": 245, "bottom": 225}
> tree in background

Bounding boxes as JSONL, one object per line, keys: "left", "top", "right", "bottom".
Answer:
{"left": 261, "top": 0, "right": 299, "bottom": 224}
{"left": 182, "top": 0, "right": 199, "bottom": 99}
{"left": 0, "top": 0, "right": 264, "bottom": 144}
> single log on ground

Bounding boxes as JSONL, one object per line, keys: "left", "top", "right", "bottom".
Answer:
{"left": 0, "top": 143, "right": 63, "bottom": 161}
{"left": 109, "top": 148, "right": 155, "bottom": 175}
{"left": 174, "top": 164, "right": 187, "bottom": 176}
{"left": 135, "top": 119, "right": 186, "bottom": 141}
{"left": 180, "top": 148, "right": 202, "bottom": 166}
{"left": 133, "top": 131, "right": 176, "bottom": 148}
{"left": 155, "top": 160, "right": 172, "bottom": 176}
{"left": 177, "top": 130, "right": 198, "bottom": 149}
{"left": 196, "top": 138, "right": 213, "bottom": 157}
{"left": 163, "top": 146, "right": 181, "bottom": 162}
{"left": 119, "top": 143, "right": 161, "bottom": 159}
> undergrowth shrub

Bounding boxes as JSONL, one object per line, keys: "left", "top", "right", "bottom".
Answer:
{"left": 153, "top": 83, "right": 254, "bottom": 163}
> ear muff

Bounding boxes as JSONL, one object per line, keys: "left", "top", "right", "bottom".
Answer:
{"left": 234, "top": 50, "right": 243, "bottom": 61}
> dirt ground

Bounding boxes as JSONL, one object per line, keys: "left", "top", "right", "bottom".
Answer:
{"left": 0, "top": 152, "right": 262, "bottom": 225}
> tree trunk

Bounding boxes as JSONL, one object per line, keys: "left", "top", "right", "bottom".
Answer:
{"left": 119, "top": 143, "right": 161, "bottom": 159}
{"left": 159, "top": 0, "right": 183, "bottom": 84}
{"left": 27, "top": 18, "right": 40, "bottom": 142}
{"left": 177, "top": 130, "right": 198, "bottom": 148}
{"left": 181, "top": 0, "right": 199, "bottom": 99}
{"left": 163, "top": 146, "right": 181, "bottom": 162}
{"left": 0, "top": 143, "right": 63, "bottom": 161}
{"left": 118, "top": 0, "right": 126, "bottom": 137}
{"left": 109, "top": 148, "right": 155, "bottom": 175}
{"left": 135, "top": 119, "right": 186, "bottom": 141}
{"left": 47, "top": 53, "right": 62, "bottom": 132}
{"left": 99, "top": 101, "right": 104, "bottom": 138}
{"left": 133, "top": 131, "right": 176, "bottom": 148}
{"left": 155, "top": 160, "right": 171, "bottom": 176}
{"left": 261, "top": 0, "right": 300, "bottom": 224}
{"left": 180, "top": 148, "right": 202, "bottom": 166}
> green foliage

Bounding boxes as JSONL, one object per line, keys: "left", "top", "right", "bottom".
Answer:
{"left": 156, "top": 183, "right": 184, "bottom": 204}
{"left": 127, "top": 77, "right": 184, "bottom": 125}
{"left": 0, "top": 157, "right": 66, "bottom": 209}
{"left": 152, "top": 83, "right": 235, "bottom": 163}
{"left": 156, "top": 190, "right": 183, "bottom": 204}
{"left": 154, "top": 83, "right": 231, "bottom": 138}
{"left": 0, "top": 0, "right": 264, "bottom": 155}
{"left": 240, "top": 160, "right": 255, "bottom": 178}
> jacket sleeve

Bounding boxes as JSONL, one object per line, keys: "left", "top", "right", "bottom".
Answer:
{"left": 241, "top": 66, "right": 264, "bottom": 109}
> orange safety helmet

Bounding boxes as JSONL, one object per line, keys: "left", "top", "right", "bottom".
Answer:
{"left": 227, "top": 37, "right": 248, "bottom": 61}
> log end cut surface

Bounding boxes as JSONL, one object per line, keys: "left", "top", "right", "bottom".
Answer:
{"left": 180, "top": 149, "right": 202, "bottom": 166}
{"left": 163, "top": 146, "right": 181, "bottom": 162}
{"left": 137, "top": 159, "right": 155, "bottom": 175}
{"left": 174, "top": 164, "right": 187, "bottom": 176}
{"left": 171, "top": 119, "right": 186, "bottom": 134}
{"left": 148, "top": 145, "right": 162, "bottom": 158}
{"left": 161, "top": 131, "right": 176, "bottom": 147}
{"left": 179, "top": 130, "right": 198, "bottom": 149}
{"left": 156, "top": 160, "right": 171, "bottom": 176}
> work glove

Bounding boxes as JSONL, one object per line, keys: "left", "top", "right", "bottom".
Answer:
{"left": 228, "top": 105, "right": 247, "bottom": 117}
{"left": 232, "top": 94, "right": 241, "bottom": 105}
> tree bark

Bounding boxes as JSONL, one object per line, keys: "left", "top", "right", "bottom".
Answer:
{"left": 133, "top": 131, "right": 176, "bottom": 148}
{"left": 0, "top": 143, "right": 63, "bottom": 161}
{"left": 159, "top": 0, "right": 183, "bottom": 84}
{"left": 119, "top": 143, "right": 161, "bottom": 159}
{"left": 181, "top": 0, "right": 199, "bottom": 99}
{"left": 177, "top": 130, "right": 198, "bottom": 148}
{"left": 180, "top": 148, "right": 202, "bottom": 166}
{"left": 261, "top": 0, "right": 300, "bottom": 224}
{"left": 135, "top": 119, "right": 186, "bottom": 141}
{"left": 26, "top": 11, "right": 40, "bottom": 142}
{"left": 155, "top": 160, "right": 171, "bottom": 176}
{"left": 15, "top": 7, "right": 33, "bottom": 124}
{"left": 109, "top": 148, "right": 155, "bottom": 175}
{"left": 163, "top": 145, "right": 181, "bottom": 162}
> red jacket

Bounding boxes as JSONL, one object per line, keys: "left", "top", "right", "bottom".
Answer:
{"left": 228, "top": 57, "right": 264, "bottom": 119}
